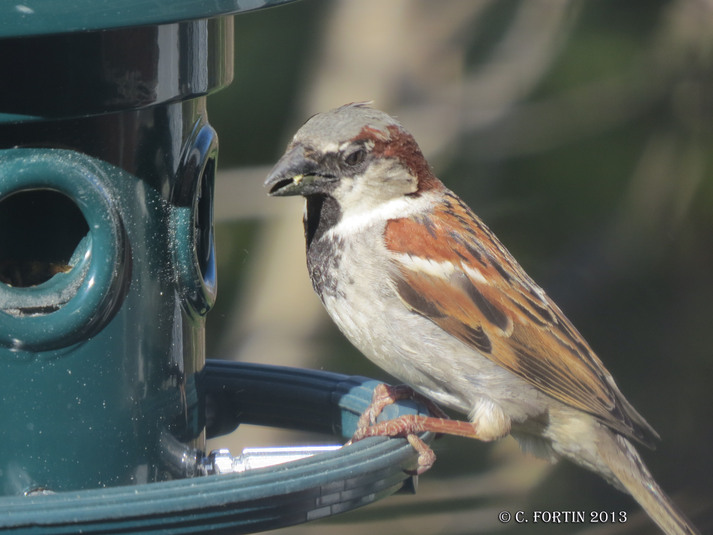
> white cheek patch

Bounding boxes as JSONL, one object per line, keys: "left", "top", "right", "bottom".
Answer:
{"left": 328, "top": 192, "right": 437, "bottom": 238}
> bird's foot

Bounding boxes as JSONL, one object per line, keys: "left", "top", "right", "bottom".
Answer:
{"left": 354, "top": 383, "right": 450, "bottom": 429}
{"left": 346, "top": 384, "right": 479, "bottom": 475}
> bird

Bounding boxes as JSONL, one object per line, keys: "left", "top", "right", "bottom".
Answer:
{"left": 264, "top": 102, "right": 699, "bottom": 535}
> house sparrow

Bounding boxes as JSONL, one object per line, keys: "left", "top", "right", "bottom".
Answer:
{"left": 264, "top": 103, "right": 699, "bottom": 535}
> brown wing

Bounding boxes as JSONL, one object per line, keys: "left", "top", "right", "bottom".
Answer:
{"left": 385, "top": 190, "right": 658, "bottom": 447}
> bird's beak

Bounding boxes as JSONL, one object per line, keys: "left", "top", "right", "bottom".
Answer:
{"left": 264, "top": 144, "right": 335, "bottom": 197}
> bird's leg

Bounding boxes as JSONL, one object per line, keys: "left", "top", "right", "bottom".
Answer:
{"left": 347, "top": 384, "right": 479, "bottom": 474}
{"left": 354, "top": 383, "right": 451, "bottom": 429}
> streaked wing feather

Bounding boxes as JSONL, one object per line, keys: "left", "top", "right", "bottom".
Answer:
{"left": 385, "top": 191, "right": 658, "bottom": 447}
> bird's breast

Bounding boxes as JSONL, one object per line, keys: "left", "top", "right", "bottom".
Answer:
{"left": 305, "top": 224, "right": 550, "bottom": 423}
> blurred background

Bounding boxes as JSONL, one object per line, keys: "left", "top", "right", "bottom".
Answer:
{"left": 206, "top": 0, "right": 713, "bottom": 533}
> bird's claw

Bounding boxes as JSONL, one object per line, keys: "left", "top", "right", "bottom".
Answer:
{"left": 348, "top": 383, "right": 449, "bottom": 475}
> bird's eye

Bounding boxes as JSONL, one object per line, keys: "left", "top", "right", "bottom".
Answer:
{"left": 343, "top": 147, "right": 366, "bottom": 167}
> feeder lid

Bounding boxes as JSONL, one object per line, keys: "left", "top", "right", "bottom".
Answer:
{"left": 0, "top": 0, "right": 296, "bottom": 38}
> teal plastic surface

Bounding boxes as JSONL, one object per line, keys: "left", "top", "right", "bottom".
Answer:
{"left": 0, "top": 17, "right": 235, "bottom": 122}
{"left": 0, "top": 8, "right": 232, "bottom": 497}
{"left": 0, "top": 146, "right": 212, "bottom": 493}
{"left": 0, "top": 0, "right": 296, "bottom": 37}
{"left": 0, "top": 152, "right": 129, "bottom": 350}
{"left": 0, "top": 360, "right": 433, "bottom": 534}
{"left": 171, "top": 122, "right": 219, "bottom": 317}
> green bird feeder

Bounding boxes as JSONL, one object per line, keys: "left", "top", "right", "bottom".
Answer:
{"left": 0, "top": 2, "right": 433, "bottom": 533}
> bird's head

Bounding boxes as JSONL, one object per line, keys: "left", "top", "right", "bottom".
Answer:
{"left": 265, "top": 103, "right": 441, "bottom": 213}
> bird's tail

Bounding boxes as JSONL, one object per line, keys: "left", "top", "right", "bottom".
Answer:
{"left": 597, "top": 430, "right": 699, "bottom": 535}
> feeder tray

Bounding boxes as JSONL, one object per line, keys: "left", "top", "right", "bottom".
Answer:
{"left": 0, "top": 360, "right": 432, "bottom": 534}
